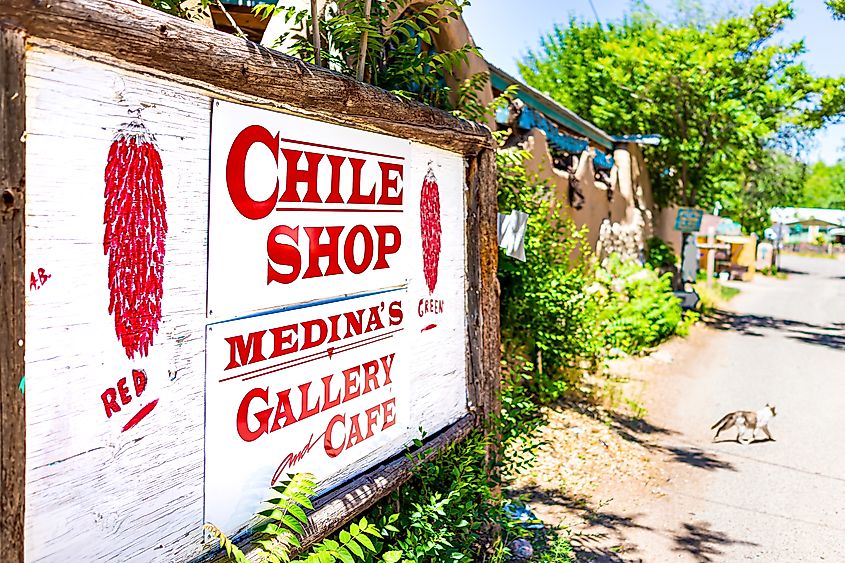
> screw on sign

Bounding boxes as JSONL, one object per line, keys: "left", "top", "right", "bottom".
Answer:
{"left": 103, "top": 119, "right": 168, "bottom": 359}
{"left": 420, "top": 168, "right": 441, "bottom": 293}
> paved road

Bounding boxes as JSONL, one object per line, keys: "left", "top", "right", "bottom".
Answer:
{"left": 602, "top": 255, "right": 845, "bottom": 562}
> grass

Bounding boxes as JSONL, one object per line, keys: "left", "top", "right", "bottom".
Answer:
{"left": 535, "top": 528, "right": 575, "bottom": 562}
{"left": 781, "top": 250, "right": 840, "bottom": 260}
{"left": 758, "top": 266, "right": 788, "bottom": 279}
{"left": 694, "top": 281, "right": 740, "bottom": 313}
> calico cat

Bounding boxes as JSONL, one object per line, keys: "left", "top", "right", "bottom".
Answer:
{"left": 711, "top": 404, "right": 777, "bottom": 444}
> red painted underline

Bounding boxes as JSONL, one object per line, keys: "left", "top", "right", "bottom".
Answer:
{"left": 122, "top": 399, "right": 159, "bottom": 432}
{"left": 275, "top": 207, "right": 403, "bottom": 213}
{"left": 421, "top": 323, "right": 437, "bottom": 332}
{"left": 279, "top": 137, "right": 404, "bottom": 161}
{"left": 242, "top": 332, "right": 398, "bottom": 382}
{"left": 219, "top": 327, "right": 405, "bottom": 384}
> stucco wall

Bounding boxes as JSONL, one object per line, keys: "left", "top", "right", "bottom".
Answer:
{"left": 655, "top": 204, "right": 684, "bottom": 256}
{"left": 517, "top": 128, "right": 656, "bottom": 258}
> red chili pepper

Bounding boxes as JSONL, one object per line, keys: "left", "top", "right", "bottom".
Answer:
{"left": 420, "top": 168, "right": 442, "bottom": 294}
{"left": 103, "top": 120, "right": 167, "bottom": 359}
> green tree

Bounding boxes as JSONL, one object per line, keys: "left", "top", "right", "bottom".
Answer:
{"left": 254, "top": 0, "right": 481, "bottom": 111}
{"left": 802, "top": 160, "right": 845, "bottom": 208}
{"left": 723, "top": 149, "right": 806, "bottom": 234}
{"left": 520, "top": 1, "right": 845, "bottom": 210}
{"left": 829, "top": 0, "right": 845, "bottom": 19}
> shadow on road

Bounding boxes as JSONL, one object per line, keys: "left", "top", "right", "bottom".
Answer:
{"left": 656, "top": 446, "right": 737, "bottom": 471}
{"left": 516, "top": 487, "right": 652, "bottom": 562}
{"left": 704, "top": 310, "right": 845, "bottom": 351}
{"left": 517, "top": 487, "right": 755, "bottom": 562}
{"left": 787, "top": 328, "right": 845, "bottom": 350}
{"left": 562, "top": 401, "right": 737, "bottom": 473}
{"left": 672, "top": 521, "right": 760, "bottom": 563}
{"left": 778, "top": 267, "right": 808, "bottom": 275}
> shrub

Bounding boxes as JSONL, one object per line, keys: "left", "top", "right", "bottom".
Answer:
{"left": 497, "top": 145, "right": 601, "bottom": 402}
{"left": 594, "top": 255, "right": 684, "bottom": 353}
{"left": 645, "top": 236, "right": 677, "bottom": 270}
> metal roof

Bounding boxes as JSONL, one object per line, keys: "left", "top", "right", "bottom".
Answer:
{"left": 487, "top": 62, "right": 615, "bottom": 150}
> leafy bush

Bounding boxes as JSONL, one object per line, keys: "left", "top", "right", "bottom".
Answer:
{"left": 497, "top": 145, "right": 600, "bottom": 402}
{"left": 594, "top": 255, "right": 684, "bottom": 353}
{"left": 645, "top": 236, "right": 677, "bottom": 270}
{"left": 255, "top": 0, "right": 480, "bottom": 109}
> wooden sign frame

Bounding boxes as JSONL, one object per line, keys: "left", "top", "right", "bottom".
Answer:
{"left": 0, "top": 1, "right": 500, "bottom": 561}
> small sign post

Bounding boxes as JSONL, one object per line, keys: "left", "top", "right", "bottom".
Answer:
{"left": 674, "top": 207, "right": 704, "bottom": 233}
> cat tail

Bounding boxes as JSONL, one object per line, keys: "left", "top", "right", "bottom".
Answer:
{"left": 711, "top": 413, "right": 732, "bottom": 430}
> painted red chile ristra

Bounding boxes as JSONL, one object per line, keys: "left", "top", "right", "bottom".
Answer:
{"left": 103, "top": 120, "right": 168, "bottom": 359}
{"left": 420, "top": 168, "right": 442, "bottom": 294}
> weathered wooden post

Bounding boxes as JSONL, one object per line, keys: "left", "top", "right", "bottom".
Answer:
{"left": 0, "top": 1, "right": 500, "bottom": 560}
{"left": 0, "top": 23, "right": 27, "bottom": 563}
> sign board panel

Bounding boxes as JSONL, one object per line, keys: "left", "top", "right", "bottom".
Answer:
{"left": 674, "top": 207, "right": 704, "bottom": 232}
{"left": 204, "top": 292, "right": 408, "bottom": 533}
{"left": 22, "top": 47, "right": 471, "bottom": 561}
{"left": 207, "top": 102, "right": 412, "bottom": 318}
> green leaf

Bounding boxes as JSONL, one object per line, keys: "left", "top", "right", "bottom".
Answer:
{"left": 287, "top": 502, "right": 308, "bottom": 524}
{"left": 346, "top": 539, "right": 364, "bottom": 558}
{"left": 322, "top": 539, "right": 340, "bottom": 551}
{"left": 335, "top": 547, "right": 354, "bottom": 563}
{"left": 280, "top": 513, "right": 304, "bottom": 535}
{"left": 357, "top": 534, "right": 376, "bottom": 552}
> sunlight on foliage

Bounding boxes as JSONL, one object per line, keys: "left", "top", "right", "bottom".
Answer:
{"left": 520, "top": 1, "right": 845, "bottom": 210}
{"left": 255, "top": 0, "right": 481, "bottom": 111}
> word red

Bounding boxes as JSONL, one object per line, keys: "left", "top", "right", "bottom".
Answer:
{"left": 267, "top": 224, "right": 400, "bottom": 284}
{"left": 236, "top": 353, "right": 395, "bottom": 442}
{"left": 225, "top": 301, "right": 403, "bottom": 370}
{"left": 29, "top": 268, "right": 51, "bottom": 291}
{"left": 102, "top": 369, "right": 147, "bottom": 418}
{"left": 226, "top": 126, "right": 403, "bottom": 220}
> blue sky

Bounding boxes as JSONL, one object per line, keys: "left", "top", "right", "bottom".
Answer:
{"left": 463, "top": 0, "right": 844, "bottom": 164}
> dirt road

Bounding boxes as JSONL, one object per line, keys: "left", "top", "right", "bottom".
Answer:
{"left": 553, "top": 255, "right": 845, "bottom": 561}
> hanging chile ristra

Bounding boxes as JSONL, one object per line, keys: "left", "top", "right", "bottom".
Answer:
{"left": 419, "top": 168, "right": 442, "bottom": 293}
{"left": 103, "top": 119, "right": 168, "bottom": 360}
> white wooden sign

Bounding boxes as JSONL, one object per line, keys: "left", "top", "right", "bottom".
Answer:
{"left": 23, "top": 47, "right": 470, "bottom": 561}
{"left": 207, "top": 102, "right": 411, "bottom": 319}
{"left": 205, "top": 292, "right": 408, "bottom": 533}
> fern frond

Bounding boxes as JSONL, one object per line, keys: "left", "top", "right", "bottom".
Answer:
{"left": 203, "top": 523, "right": 250, "bottom": 563}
